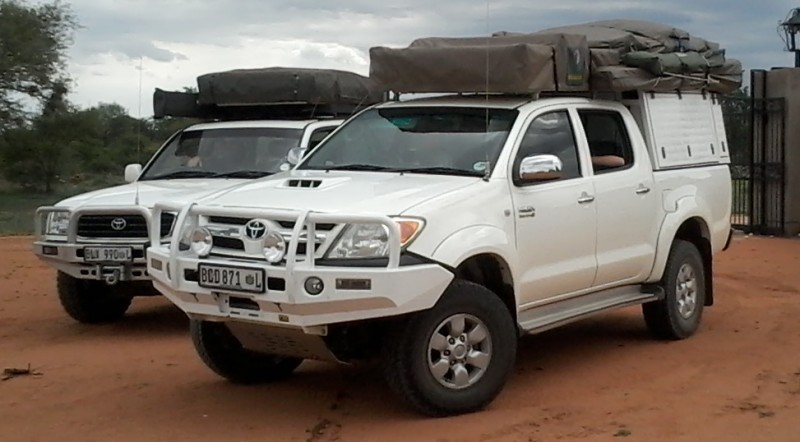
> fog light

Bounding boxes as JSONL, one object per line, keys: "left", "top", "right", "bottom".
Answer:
{"left": 304, "top": 277, "right": 324, "bottom": 295}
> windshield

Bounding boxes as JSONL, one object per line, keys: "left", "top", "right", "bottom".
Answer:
{"left": 140, "top": 127, "right": 303, "bottom": 180}
{"left": 298, "top": 106, "right": 518, "bottom": 177}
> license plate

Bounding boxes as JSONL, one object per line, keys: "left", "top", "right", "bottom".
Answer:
{"left": 197, "top": 264, "right": 265, "bottom": 294}
{"left": 83, "top": 246, "right": 133, "bottom": 263}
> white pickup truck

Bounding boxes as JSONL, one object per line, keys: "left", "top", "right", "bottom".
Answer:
{"left": 146, "top": 90, "right": 733, "bottom": 416}
{"left": 33, "top": 117, "right": 342, "bottom": 324}
{"left": 33, "top": 65, "right": 383, "bottom": 325}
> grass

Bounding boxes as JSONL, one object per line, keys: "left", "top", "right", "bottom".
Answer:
{"left": 0, "top": 192, "right": 73, "bottom": 235}
{"left": 0, "top": 176, "right": 122, "bottom": 236}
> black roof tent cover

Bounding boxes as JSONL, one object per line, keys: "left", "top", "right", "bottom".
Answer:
{"left": 369, "top": 19, "right": 743, "bottom": 96}
{"left": 153, "top": 67, "right": 387, "bottom": 120}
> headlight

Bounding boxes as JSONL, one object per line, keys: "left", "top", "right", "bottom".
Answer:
{"left": 326, "top": 218, "right": 424, "bottom": 259}
{"left": 45, "top": 211, "right": 71, "bottom": 236}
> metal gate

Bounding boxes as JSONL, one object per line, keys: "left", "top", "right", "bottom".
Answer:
{"left": 720, "top": 89, "right": 786, "bottom": 235}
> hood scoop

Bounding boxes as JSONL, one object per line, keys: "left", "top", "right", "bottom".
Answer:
{"left": 284, "top": 179, "right": 323, "bottom": 188}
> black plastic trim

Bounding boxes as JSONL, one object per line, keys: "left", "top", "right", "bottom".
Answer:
{"left": 723, "top": 228, "right": 733, "bottom": 251}
{"left": 315, "top": 251, "right": 449, "bottom": 270}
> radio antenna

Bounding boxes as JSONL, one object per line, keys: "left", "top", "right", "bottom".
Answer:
{"left": 484, "top": 0, "right": 490, "bottom": 132}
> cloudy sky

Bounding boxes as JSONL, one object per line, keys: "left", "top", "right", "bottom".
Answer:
{"left": 64, "top": 0, "right": 799, "bottom": 117}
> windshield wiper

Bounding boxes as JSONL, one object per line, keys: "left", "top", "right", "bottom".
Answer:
{"left": 388, "top": 167, "right": 484, "bottom": 177}
{"left": 141, "top": 170, "right": 218, "bottom": 180}
{"left": 212, "top": 170, "right": 275, "bottom": 178}
{"left": 322, "top": 164, "right": 394, "bottom": 172}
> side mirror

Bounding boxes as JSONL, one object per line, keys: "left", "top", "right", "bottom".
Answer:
{"left": 286, "top": 147, "right": 307, "bottom": 166}
{"left": 124, "top": 163, "right": 143, "bottom": 183}
{"left": 518, "top": 155, "right": 563, "bottom": 182}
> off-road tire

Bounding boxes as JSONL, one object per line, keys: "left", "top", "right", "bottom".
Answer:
{"left": 190, "top": 320, "right": 303, "bottom": 384}
{"left": 382, "top": 279, "right": 518, "bottom": 417}
{"left": 642, "top": 239, "right": 706, "bottom": 340}
{"left": 57, "top": 272, "right": 132, "bottom": 324}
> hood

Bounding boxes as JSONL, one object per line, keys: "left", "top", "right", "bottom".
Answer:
{"left": 55, "top": 178, "right": 252, "bottom": 209}
{"left": 185, "top": 170, "right": 482, "bottom": 215}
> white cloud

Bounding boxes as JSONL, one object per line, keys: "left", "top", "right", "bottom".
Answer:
{"left": 62, "top": 0, "right": 800, "bottom": 116}
{"left": 69, "top": 38, "right": 371, "bottom": 117}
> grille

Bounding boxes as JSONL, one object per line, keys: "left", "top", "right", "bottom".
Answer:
{"left": 77, "top": 215, "right": 148, "bottom": 239}
{"left": 206, "top": 215, "right": 334, "bottom": 262}
{"left": 207, "top": 216, "right": 335, "bottom": 232}
{"left": 76, "top": 212, "right": 175, "bottom": 239}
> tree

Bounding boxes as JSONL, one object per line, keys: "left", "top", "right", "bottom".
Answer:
{"left": 0, "top": 0, "right": 77, "bottom": 130}
{"left": 1, "top": 86, "right": 88, "bottom": 193}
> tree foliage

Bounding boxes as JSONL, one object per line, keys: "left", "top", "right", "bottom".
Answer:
{"left": 0, "top": 0, "right": 78, "bottom": 130}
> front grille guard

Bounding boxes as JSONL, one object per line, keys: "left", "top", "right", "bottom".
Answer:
{"left": 150, "top": 201, "right": 403, "bottom": 301}
{"left": 35, "top": 205, "right": 166, "bottom": 243}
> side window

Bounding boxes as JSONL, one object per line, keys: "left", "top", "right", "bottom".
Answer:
{"left": 578, "top": 110, "right": 635, "bottom": 173}
{"left": 513, "top": 110, "right": 582, "bottom": 185}
{"left": 307, "top": 126, "right": 336, "bottom": 149}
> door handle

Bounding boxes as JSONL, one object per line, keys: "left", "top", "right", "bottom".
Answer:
{"left": 518, "top": 206, "right": 536, "bottom": 218}
{"left": 577, "top": 194, "right": 595, "bottom": 204}
{"left": 635, "top": 185, "right": 651, "bottom": 195}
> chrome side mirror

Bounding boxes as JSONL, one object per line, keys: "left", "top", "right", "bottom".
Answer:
{"left": 519, "top": 154, "right": 563, "bottom": 182}
{"left": 124, "top": 163, "right": 143, "bottom": 183}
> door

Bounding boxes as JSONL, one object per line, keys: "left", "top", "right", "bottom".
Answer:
{"left": 575, "top": 108, "right": 660, "bottom": 286}
{"left": 510, "top": 109, "right": 598, "bottom": 306}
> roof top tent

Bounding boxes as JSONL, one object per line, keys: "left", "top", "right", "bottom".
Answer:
{"left": 369, "top": 19, "right": 743, "bottom": 99}
{"left": 153, "top": 67, "right": 388, "bottom": 121}
{"left": 367, "top": 19, "right": 741, "bottom": 170}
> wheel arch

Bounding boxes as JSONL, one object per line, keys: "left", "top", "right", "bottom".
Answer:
{"left": 451, "top": 253, "right": 517, "bottom": 323}
{"left": 428, "top": 226, "right": 518, "bottom": 322}
{"left": 650, "top": 214, "right": 715, "bottom": 306}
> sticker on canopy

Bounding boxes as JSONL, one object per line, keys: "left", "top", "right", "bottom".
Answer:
{"left": 473, "top": 161, "right": 488, "bottom": 172}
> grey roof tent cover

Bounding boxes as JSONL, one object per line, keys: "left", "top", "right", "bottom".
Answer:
{"left": 196, "top": 67, "right": 385, "bottom": 106}
{"left": 153, "top": 67, "right": 386, "bottom": 120}
{"left": 369, "top": 19, "right": 743, "bottom": 95}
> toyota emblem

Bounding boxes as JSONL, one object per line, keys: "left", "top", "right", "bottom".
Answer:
{"left": 110, "top": 218, "right": 127, "bottom": 231}
{"left": 244, "top": 219, "right": 268, "bottom": 240}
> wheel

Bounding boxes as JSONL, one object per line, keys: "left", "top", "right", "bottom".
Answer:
{"left": 57, "top": 272, "right": 132, "bottom": 324}
{"left": 382, "top": 279, "right": 518, "bottom": 417}
{"left": 642, "top": 239, "right": 706, "bottom": 340}
{"left": 190, "top": 320, "right": 303, "bottom": 384}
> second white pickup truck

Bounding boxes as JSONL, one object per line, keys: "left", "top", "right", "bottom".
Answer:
{"left": 146, "top": 24, "right": 737, "bottom": 416}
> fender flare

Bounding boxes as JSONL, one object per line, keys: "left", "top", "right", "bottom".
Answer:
{"left": 647, "top": 194, "right": 712, "bottom": 283}
{"left": 430, "top": 225, "right": 517, "bottom": 281}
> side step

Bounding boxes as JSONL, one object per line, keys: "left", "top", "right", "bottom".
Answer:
{"left": 517, "top": 284, "right": 663, "bottom": 335}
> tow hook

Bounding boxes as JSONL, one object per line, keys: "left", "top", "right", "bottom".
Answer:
{"left": 104, "top": 268, "right": 121, "bottom": 286}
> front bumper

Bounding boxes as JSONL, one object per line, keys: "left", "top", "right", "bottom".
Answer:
{"left": 146, "top": 202, "right": 454, "bottom": 330}
{"left": 33, "top": 240, "right": 151, "bottom": 282}
{"left": 33, "top": 205, "right": 170, "bottom": 283}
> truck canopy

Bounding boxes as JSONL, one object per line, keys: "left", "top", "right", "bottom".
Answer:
{"left": 369, "top": 19, "right": 742, "bottom": 95}
{"left": 153, "top": 67, "right": 387, "bottom": 120}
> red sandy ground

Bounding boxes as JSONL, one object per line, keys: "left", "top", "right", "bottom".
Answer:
{"left": 1, "top": 235, "right": 799, "bottom": 442}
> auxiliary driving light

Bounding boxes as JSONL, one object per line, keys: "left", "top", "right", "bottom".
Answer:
{"left": 262, "top": 230, "right": 287, "bottom": 263}
{"left": 305, "top": 277, "right": 324, "bottom": 295}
